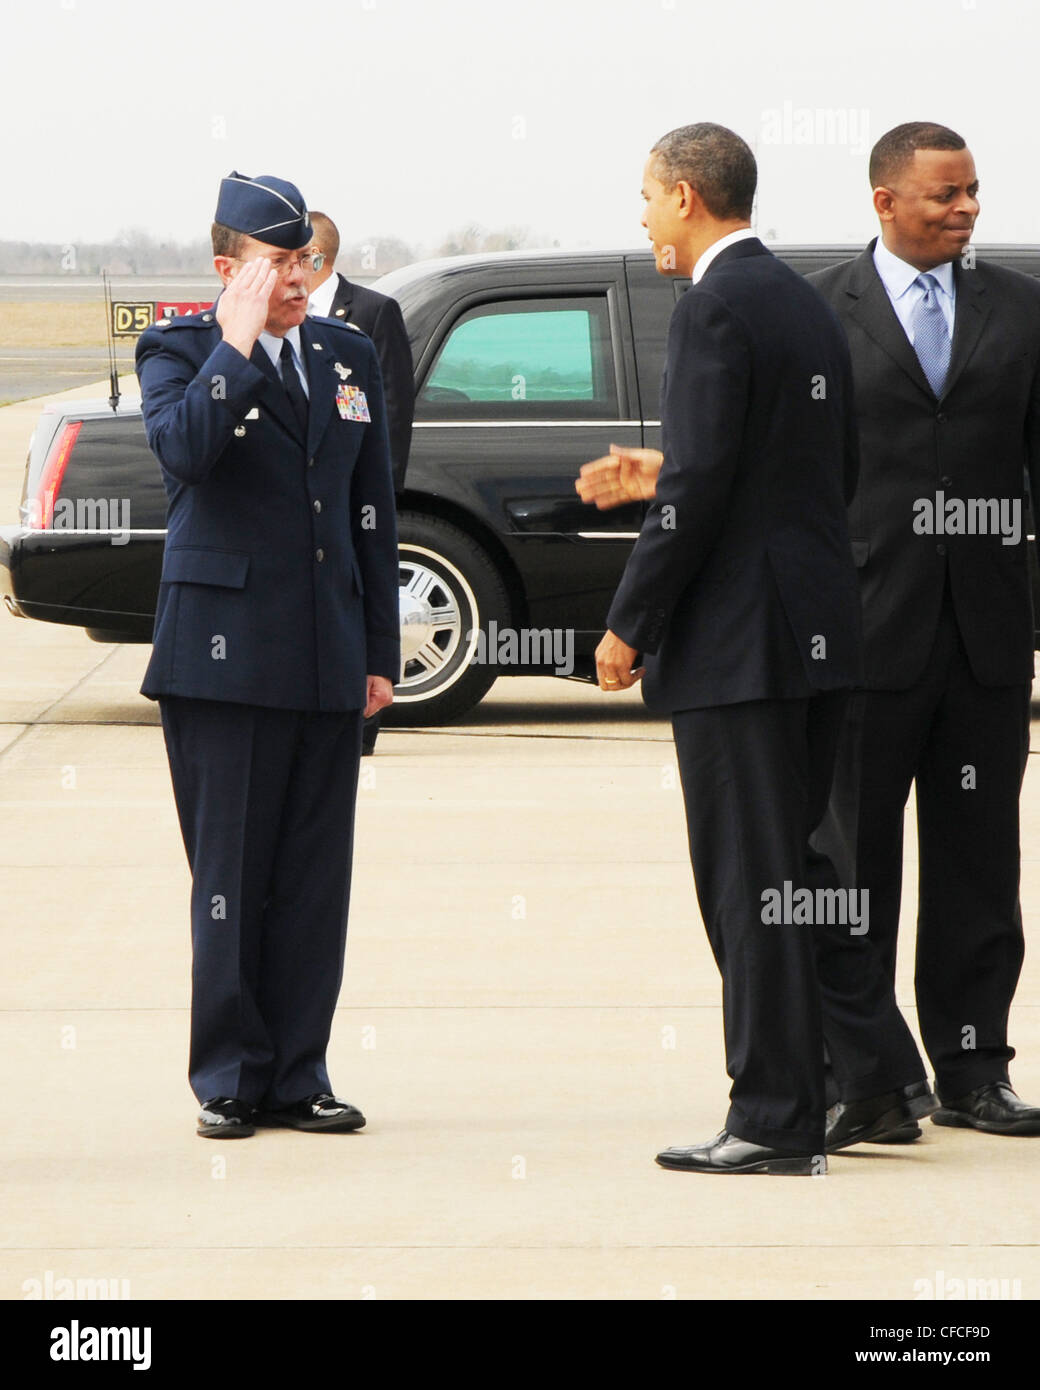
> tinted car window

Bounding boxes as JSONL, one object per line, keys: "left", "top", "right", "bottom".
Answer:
{"left": 417, "top": 296, "right": 617, "bottom": 420}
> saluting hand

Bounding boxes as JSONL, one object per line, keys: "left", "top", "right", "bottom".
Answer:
{"left": 576, "top": 444, "right": 663, "bottom": 510}
{"left": 216, "top": 257, "right": 278, "bottom": 357}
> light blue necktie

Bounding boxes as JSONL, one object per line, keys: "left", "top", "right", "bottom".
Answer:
{"left": 910, "top": 273, "right": 951, "bottom": 398}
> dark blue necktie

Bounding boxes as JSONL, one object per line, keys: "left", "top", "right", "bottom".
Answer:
{"left": 910, "top": 273, "right": 951, "bottom": 398}
{"left": 279, "top": 337, "right": 309, "bottom": 435}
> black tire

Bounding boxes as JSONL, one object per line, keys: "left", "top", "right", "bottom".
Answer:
{"left": 382, "top": 512, "right": 511, "bottom": 726}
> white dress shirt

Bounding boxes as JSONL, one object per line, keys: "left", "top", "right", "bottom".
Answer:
{"left": 872, "top": 237, "right": 956, "bottom": 344}
{"left": 307, "top": 272, "right": 338, "bottom": 320}
{"left": 258, "top": 323, "right": 308, "bottom": 398}
{"left": 691, "top": 227, "right": 758, "bottom": 284}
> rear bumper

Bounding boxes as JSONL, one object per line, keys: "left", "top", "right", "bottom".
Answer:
{"left": 0, "top": 525, "right": 161, "bottom": 639}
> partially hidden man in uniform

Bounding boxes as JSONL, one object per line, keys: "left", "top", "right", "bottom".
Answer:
{"left": 809, "top": 123, "right": 1040, "bottom": 1138}
{"left": 303, "top": 211, "right": 414, "bottom": 754}
{"left": 578, "top": 123, "right": 936, "bottom": 1174}
{"left": 136, "top": 172, "right": 400, "bottom": 1138}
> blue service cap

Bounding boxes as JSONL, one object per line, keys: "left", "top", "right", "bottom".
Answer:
{"left": 214, "top": 171, "right": 313, "bottom": 250}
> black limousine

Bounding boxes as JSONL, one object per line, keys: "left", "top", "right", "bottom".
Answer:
{"left": 3, "top": 244, "right": 1039, "bottom": 723}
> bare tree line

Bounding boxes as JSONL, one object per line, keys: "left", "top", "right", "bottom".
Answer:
{"left": 0, "top": 224, "right": 552, "bottom": 277}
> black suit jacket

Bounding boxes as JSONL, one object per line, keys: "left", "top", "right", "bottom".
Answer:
{"left": 608, "top": 238, "right": 863, "bottom": 715}
{"left": 809, "top": 241, "right": 1040, "bottom": 690}
{"left": 326, "top": 272, "right": 414, "bottom": 490}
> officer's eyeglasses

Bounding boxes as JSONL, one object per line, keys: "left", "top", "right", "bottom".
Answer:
{"left": 231, "top": 252, "right": 325, "bottom": 276}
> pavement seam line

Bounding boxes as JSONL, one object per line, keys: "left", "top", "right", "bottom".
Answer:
{"left": 0, "top": 642, "right": 122, "bottom": 768}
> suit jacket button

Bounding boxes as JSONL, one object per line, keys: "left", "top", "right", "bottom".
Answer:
{"left": 936, "top": 543, "right": 947, "bottom": 556}
{"left": 313, "top": 499, "right": 322, "bottom": 513}
{"left": 316, "top": 548, "right": 325, "bottom": 562}
{"left": 936, "top": 411, "right": 947, "bottom": 422}
{"left": 308, "top": 457, "right": 315, "bottom": 468}
{"left": 942, "top": 475, "right": 953, "bottom": 486}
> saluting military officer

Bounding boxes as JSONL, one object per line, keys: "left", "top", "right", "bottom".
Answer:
{"left": 135, "top": 171, "right": 400, "bottom": 1138}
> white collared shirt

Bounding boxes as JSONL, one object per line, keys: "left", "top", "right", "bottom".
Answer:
{"left": 691, "top": 227, "right": 758, "bottom": 284}
{"left": 258, "top": 323, "right": 309, "bottom": 398}
{"left": 307, "top": 272, "right": 338, "bottom": 320}
{"left": 873, "top": 237, "right": 956, "bottom": 344}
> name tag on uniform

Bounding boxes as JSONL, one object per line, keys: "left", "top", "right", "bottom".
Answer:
{"left": 336, "top": 383, "right": 370, "bottom": 422}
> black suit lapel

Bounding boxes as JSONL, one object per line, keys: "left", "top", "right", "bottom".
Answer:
{"left": 843, "top": 246, "right": 934, "bottom": 400}
{"left": 249, "top": 343, "right": 305, "bottom": 441}
{"left": 330, "top": 272, "right": 354, "bottom": 324}
{"left": 942, "top": 262, "right": 990, "bottom": 400}
{"left": 300, "top": 324, "right": 337, "bottom": 455}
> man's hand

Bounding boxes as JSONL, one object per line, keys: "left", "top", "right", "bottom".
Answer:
{"left": 595, "top": 630, "right": 644, "bottom": 691}
{"left": 364, "top": 675, "right": 394, "bottom": 718}
{"left": 576, "top": 444, "right": 663, "bottom": 510}
{"left": 215, "top": 257, "right": 278, "bottom": 357}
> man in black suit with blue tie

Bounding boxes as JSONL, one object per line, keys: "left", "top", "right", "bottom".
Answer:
{"left": 580, "top": 124, "right": 935, "bottom": 1173}
{"left": 809, "top": 123, "right": 1040, "bottom": 1138}
{"left": 136, "top": 172, "right": 400, "bottom": 1138}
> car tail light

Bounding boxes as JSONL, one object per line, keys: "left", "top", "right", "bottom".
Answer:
{"left": 31, "top": 421, "right": 82, "bottom": 529}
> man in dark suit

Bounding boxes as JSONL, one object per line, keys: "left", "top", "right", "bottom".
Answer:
{"left": 303, "top": 211, "right": 412, "bottom": 754}
{"left": 136, "top": 172, "right": 400, "bottom": 1138}
{"left": 809, "top": 123, "right": 1040, "bottom": 1138}
{"left": 579, "top": 124, "right": 935, "bottom": 1174}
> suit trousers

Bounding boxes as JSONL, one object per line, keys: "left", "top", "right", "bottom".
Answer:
{"left": 672, "top": 693, "right": 926, "bottom": 1154}
{"left": 813, "top": 584, "right": 1030, "bottom": 1101}
{"left": 158, "top": 696, "right": 364, "bottom": 1107}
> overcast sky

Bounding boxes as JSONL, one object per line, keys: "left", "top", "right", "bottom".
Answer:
{"left": 1, "top": 0, "right": 1036, "bottom": 263}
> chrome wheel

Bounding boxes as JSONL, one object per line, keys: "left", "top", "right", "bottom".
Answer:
{"left": 396, "top": 546, "right": 480, "bottom": 701}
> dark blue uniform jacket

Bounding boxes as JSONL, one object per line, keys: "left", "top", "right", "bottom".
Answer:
{"left": 135, "top": 308, "right": 400, "bottom": 711}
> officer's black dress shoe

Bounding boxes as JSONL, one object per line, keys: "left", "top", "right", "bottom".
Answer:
{"left": 655, "top": 1130, "right": 823, "bottom": 1175}
{"left": 257, "top": 1092, "right": 366, "bottom": 1132}
{"left": 931, "top": 1082, "right": 1040, "bottom": 1135}
{"left": 826, "top": 1080, "right": 938, "bottom": 1151}
{"left": 197, "top": 1097, "right": 257, "bottom": 1139}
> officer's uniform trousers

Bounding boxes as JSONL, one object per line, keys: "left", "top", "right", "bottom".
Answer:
{"left": 160, "top": 697, "right": 364, "bottom": 1106}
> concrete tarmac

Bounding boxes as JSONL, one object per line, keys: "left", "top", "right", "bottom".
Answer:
{"left": 0, "top": 382, "right": 1038, "bottom": 1302}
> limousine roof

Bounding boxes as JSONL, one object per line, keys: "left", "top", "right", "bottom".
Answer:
{"left": 372, "top": 243, "right": 1040, "bottom": 296}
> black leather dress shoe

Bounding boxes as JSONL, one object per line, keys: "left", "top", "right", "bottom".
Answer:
{"left": 932, "top": 1083, "right": 1040, "bottom": 1135}
{"left": 871, "top": 1122, "right": 922, "bottom": 1144}
{"left": 826, "top": 1081, "right": 938, "bottom": 1151}
{"left": 257, "top": 1093, "right": 366, "bottom": 1132}
{"left": 197, "top": 1097, "right": 256, "bottom": 1139}
{"left": 656, "top": 1130, "right": 824, "bottom": 1175}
